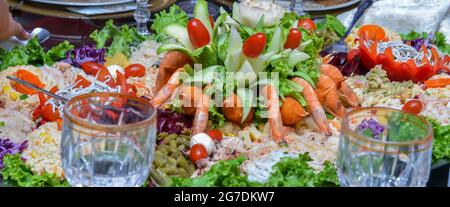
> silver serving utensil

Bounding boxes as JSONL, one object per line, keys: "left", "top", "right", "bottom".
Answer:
{"left": 6, "top": 76, "right": 145, "bottom": 118}
{"left": 321, "top": 0, "right": 373, "bottom": 54}
{"left": 30, "top": 27, "right": 51, "bottom": 44}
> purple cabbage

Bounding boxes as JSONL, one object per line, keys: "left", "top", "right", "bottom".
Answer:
{"left": 404, "top": 35, "right": 433, "bottom": 51}
{"left": 356, "top": 118, "right": 385, "bottom": 140}
{"left": 0, "top": 139, "right": 28, "bottom": 169}
{"left": 64, "top": 45, "right": 106, "bottom": 68}
{"left": 157, "top": 109, "right": 193, "bottom": 134}
{"left": 322, "top": 52, "right": 369, "bottom": 76}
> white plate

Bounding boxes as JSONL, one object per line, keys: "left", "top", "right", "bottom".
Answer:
{"left": 27, "top": 0, "right": 135, "bottom": 7}
{"left": 303, "top": 0, "right": 360, "bottom": 12}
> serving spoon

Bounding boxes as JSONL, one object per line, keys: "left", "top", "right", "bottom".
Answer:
{"left": 321, "top": 0, "right": 374, "bottom": 54}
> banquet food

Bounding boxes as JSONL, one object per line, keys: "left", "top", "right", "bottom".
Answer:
{"left": 0, "top": 0, "right": 449, "bottom": 187}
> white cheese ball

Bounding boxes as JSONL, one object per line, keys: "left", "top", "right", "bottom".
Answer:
{"left": 106, "top": 65, "right": 124, "bottom": 79}
{"left": 190, "top": 133, "right": 215, "bottom": 155}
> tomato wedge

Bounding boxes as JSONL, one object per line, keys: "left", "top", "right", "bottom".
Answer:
{"left": 74, "top": 75, "right": 91, "bottom": 88}
{"left": 206, "top": 129, "right": 223, "bottom": 142}
{"left": 42, "top": 104, "right": 60, "bottom": 122}
{"left": 402, "top": 100, "right": 423, "bottom": 115}
{"left": 243, "top": 32, "right": 267, "bottom": 58}
{"left": 297, "top": 18, "right": 316, "bottom": 31}
{"left": 11, "top": 69, "right": 45, "bottom": 95}
{"left": 358, "top": 25, "right": 386, "bottom": 42}
{"left": 187, "top": 18, "right": 210, "bottom": 49}
{"left": 124, "top": 64, "right": 146, "bottom": 78}
{"left": 80, "top": 62, "right": 105, "bottom": 76}
{"left": 284, "top": 28, "right": 302, "bottom": 49}
{"left": 96, "top": 67, "right": 116, "bottom": 88}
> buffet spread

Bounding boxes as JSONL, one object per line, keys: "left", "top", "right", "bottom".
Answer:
{"left": 0, "top": 0, "right": 449, "bottom": 187}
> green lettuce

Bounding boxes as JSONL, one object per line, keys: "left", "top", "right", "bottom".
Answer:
{"left": 434, "top": 32, "right": 450, "bottom": 55}
{"left": 170, "top": 153, "right": 339, "bottom": 187}
{"left": 1, "top": 154, "right": 69, "bottom": 187}
{"left": 208, "top": 105, "right": 225, "bottom": 129}
{"left": 426, "top": 117, "right": 450, "bottom": 162}
{"left": 90, "top": 20, "right": 146, "bottom": 57}
{"left": 150, "top": 5, "right": 189, "bottom": 43}
{"left": 0, "top": 37, "right": 73, "bottom": 70}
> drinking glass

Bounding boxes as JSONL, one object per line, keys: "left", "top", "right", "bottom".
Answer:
{"left": 134, "top": 0, "right": 150, "bottom": 35}
{"left": 337, "top": 107, "right": 433, "bottom": 187}
{"left": 61, "top": 93, "right": 157, "bottom": 187}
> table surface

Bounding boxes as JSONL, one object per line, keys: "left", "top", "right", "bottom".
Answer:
{"left": 3, "top": 0, "right": 449, "bottom": 187}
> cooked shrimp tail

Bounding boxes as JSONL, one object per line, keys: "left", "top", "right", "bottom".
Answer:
{"left": 150, "top": 68, "right": 183, "bottom": 108}
{"left": 317, "top": 74, "right": 346, "bottom": 119}
{"left": 320, "top": 63, "right": 360, "bottom": 107}
{"left": 261, "top": 84, "right": 285, "bottom": 143}
{"left": 291, "top": 77, "right": 332, "bottom": 136}
{"left": 192, "top": 85, "right": 212, "bottom": 135}
{"left": 154, "top": 51, "right": 192, "bottom": 93}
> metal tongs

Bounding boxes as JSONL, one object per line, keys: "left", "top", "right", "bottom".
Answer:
{"left": 6, "top": 76, "right": 145, "bottom": 118}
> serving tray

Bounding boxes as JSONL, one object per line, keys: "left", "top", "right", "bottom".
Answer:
{"left": 27, "top": 0, "right": 134, "bottom": 7}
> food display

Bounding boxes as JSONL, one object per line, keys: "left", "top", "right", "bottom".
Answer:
{"left": 0, "top": 0, "right": 449, "bottom": 187}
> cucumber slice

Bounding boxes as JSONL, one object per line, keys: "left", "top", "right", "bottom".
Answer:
{"left": 288, "top": 50, "right": 310, "bottom": 67}
{"left": 162, "top": 24, "right": 194, "bottom": 50}
{"left": 157, "top": 44, "right": 193, "bottom": 58}
{"left": 236, "top": 88, "right": 254, "bottom": 123}
{"left": 194, "top": 0, "right": 213, "bottom": 38}
{"left": 228, "top": 27, "right": 243, "bottom": 53}
{"left": 247, "top": 52, "right": 273, "bottom": 74}
{"left": 298, "top": 39, "right": 312, "bottom": 51}
{"left": 267, "top": 27, "right": 283, "bottom": 53}
{"left": 224, "top": 27, "right": 244, "bottom": 72}
{"left": 232, "top": 2, "right": 241, "bottom": 23}
{"left": 236, "top": 60, "right": 257, "bottom": 88}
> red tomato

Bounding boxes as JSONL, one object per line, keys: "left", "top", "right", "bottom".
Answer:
{"left": 347, "top": 49, "right": 360, "bottom": 62}
{"left": 206, "top": 129, "right": 223, "bottom": 142}
{"left": 42, "top": 104, "right": 60, "bottom": 122}
{"left": 190, "top": 144, "right": 208, "bottom": 164}
{"left": 402, "top": 100, "right": 423, "bottom": 115}
{"left": 243, "top": 32, "right": 267, "bottom": 58}
{"left": 209, "top": 15, "right": 214, "bottom": 28}
{"left": 358, "top": 25, "right": 386, "bottom": 42}
{"left": 124, "top": 64, "right": 146, "bottom": 78}
{"left": 187, "top": 18, "right": 210, "bottom": 49}
{"left": 11, "top": 69, "right": 45, "bottom": 95}
{"left": 297, "top": 18, "right": 316, "bottom": 31}
{"left": 96, "top": 67, "right": 116, "bottom": 88}
{"left": 80, "top": 62, "right": 105, "bottom": 76}
{"left": 284, "top": 28, "right": 302, "bottom": 49}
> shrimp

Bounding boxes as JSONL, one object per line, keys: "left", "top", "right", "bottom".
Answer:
{"left": 316, "top": 74, "right": 346, "bottom": 119}
{"left": 291, "top": 77, "right": 332, "bottom": 136}
{"left": 260, "top": 84, "right": 285, "bottom": 143}
{"left": 192, "top": 85, "right": 212, "bottom": 135}
{"left": 154, "top": 51, "right": 192, "bottom": 93}
{"left": 320, "top": 64, "right": 360, "bottom": 107}
{"left": 280, "top": 96, "right": 308, "bottom": 126}
{"left": 150, "top": 68, "right": 184, "bottom": 108}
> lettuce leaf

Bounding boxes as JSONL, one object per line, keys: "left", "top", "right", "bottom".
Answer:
{"left": 0, "top": 38, "right": 73, "bottom": 70}
{"left": 90, "top": 20, "right": 146, "bottom": 57}
{"left": 1, "top": 154, "right": 69, "bottom": 187}
{"left": 208, "top": 105, "right": 225, "bottom": 129}
{"left": 434, "top": 32, "right": 450, "bottom": 55}
{"left": 150, "top": 5, "right": 189, "bottom": 43}
{"left": 426, "top": 117, "right": 450, "bottom": 162}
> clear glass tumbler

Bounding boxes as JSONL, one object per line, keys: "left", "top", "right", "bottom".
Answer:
{"left": 61, "top": 93, "right": 157, "bottom": 187}
{"left": 337, "top": 107, "right": 433, "bottom": 187}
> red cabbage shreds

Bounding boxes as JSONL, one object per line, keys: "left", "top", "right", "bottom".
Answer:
{"left": 356, "top": 118, "right": 385, "bottom": 140}
{"left": 323, "top": 52, "right": 369, "bottom": 76}
{"left": 404, "top": 35, "right": 433, "bottom": 52}
{"left": 0, "top": 138, "right": 28, "bottom": 169}
{"left": 64, "top": 45, "right": 106, "bottom": 68}
{"left": 157, "top": 109, "right": 193, "bottom": 134}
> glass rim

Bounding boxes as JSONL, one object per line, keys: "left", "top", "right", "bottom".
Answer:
{"left": 342, "top": 107, "right": 433, "bottom": 147}
{"left": 63, "top": 92, "right": 156, "bottom": 132}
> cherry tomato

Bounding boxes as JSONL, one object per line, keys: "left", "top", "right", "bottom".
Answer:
{"left": 124, "top": 64, "right": 146, "bottom": 78}
{"left": 358, "top": 25, "right": 386, "bottom": 42}
{"left": 74, "top": 75, "right": 91, "bottom": 88}
{"left": 187, "top": 18, "right": 210, "bottom": 49}
{"left": 402, "top": 100, "right": 423, "bottom": 115}
{"left": 284, "top": 28, "right": 302, "bottom": 49}
{"left": 42, "top": 104, "right": 60, "bottom": 122}
{"left": 96, "top": 67, "right": 116, "bottom": 88}
{"left": 243, "top": 32, "right": 267, "bottom": 58}
{"left": 206, "top": 129, "right": 223, "bottom": 142}
{"left": 209, "top": 15, "right": 214, "bottom": 28}
{"left": 190, "top": 144, "right": 208, "bottom": 164}
{"left": 297, "top": 18, "right": 316, "bottom": 31}
{"left": 11, "top": 69, "right": 45, "bottom": 95}
{"left": 80, "top": 62, "right": 105, "bottom": 76}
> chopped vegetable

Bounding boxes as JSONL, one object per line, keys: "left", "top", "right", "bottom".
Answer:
{"left": 284, "top": 28, "right": 302, "bottom": 49}
{"left": 64, "top": 45, "right": 106, "bottom": 68}
{"left": 426, "top": 118, "right": 450, "bottom": 162}
{"left": 386, "top": 111, "right": 426, "bottom": 142}
{"left": 19, "top": 94, "right": 28, "bottom": 100}
{"left": 424, "top": 78, "right": 450, "bottom": 88}
{"left": 298, "top": 18, "right": 316, "bottom": 31}
{"left": 402, "top": 100, "right": 423, "bottom": 115}
{"left": 150, "top": 5, "right": 189, "bottom": 42}
{"left": 1, "top": 154, "right": 69, "bottom": 187}
{"left": 189, "top": 144, "right": 208, "bottom": 164}
{"left": 0, "top": 122, "right": 5, "bottom": 127}
{"left": 355, "top": 118, "right": 385, "bottom": 140}
{"left": 206, "top": 129, "right": 223, "bottom": 142}
{"left": 0, "top": 139, "right": 27, "bottom": 169}
{"left": 208, "top": 106, "right": 225, "bottom": 129}
{"left": 242, "top": 32, "right": 267, "bottom": 58}
{"left": 157, "top": 109, "right": 193, "bottom": 134}
{"left": 187, "top": 18, "right": 211, "bottom": 49}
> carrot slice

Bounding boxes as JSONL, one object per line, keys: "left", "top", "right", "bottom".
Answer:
{"left": 424, "top": 78, "right": 450, "bottom": 88}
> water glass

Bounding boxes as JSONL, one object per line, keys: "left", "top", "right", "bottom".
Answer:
{"left": 61, "top": 93, "right": 157, "bottom": 187}
{"left": 337, "top": 107, "right": 433, "bottom": 187}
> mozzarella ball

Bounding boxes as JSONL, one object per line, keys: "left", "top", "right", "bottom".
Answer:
{"left": 190, "top": 133, "right": 215, "bottom": 155}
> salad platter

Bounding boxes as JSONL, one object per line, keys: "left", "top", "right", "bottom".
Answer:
{"left": 0, "top": 0, "right": 449, "bottom": 187}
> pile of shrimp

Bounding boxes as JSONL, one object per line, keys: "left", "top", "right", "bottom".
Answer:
{"left": 151, "top": 51, "right": 360, "bottom": 143}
